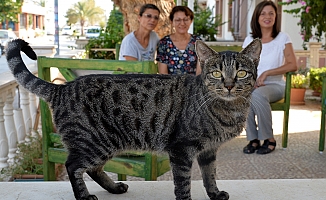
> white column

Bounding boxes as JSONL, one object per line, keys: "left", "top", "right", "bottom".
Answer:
{"left": 3, "top": 89, "right": 18, "bottom": 162}
{"left": 19, "top": 87, "right": 33, "bottom": 138}
{"left": 309, "top": 42, "right": 322, "bottom": 68}
{"left": 0, "top": 96, "right": 9, "bottom": 169}
{"left": 177, "top": 0, "right": 182, "bottom": 5}
{"left": 14, "top": 108, "right": 26, "bottom": 143}
{"left": 188, "top": 0, "right": 194, "bottom": 34}
{"left": 29, "top": 93, "right": 38, "bottom": 129}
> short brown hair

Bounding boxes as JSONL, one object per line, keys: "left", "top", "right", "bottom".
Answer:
{"left": 250, "top": 0, "right": 280, "bottom": 39}
{"left": 169, "top": 6, "right": 194, "bottom": 21}
{"left": 139, "top": 4, "right": 160, "bottom": 16}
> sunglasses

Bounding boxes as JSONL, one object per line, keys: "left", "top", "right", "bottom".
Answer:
{"left": 174, "top": 18, "right": 191, "bottom": 24}
{"left": 142, "top": 13, "right": 159, "bottom": 21}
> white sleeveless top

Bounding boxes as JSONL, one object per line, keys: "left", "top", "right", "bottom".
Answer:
{"left": 242, "top": 32, "right": 292, "bottom": 86}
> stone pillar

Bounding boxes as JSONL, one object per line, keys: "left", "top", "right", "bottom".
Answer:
{"left": 14, "top": 108, "right": 26, "bottom": 143}
{"left": 33, "top": 14, "right": 36, "bottom": 30}
{"left": 29, "top": 93, "right": 38, "bottom": 129}
{"left": 20, "top": 87, "right": 33, "bottom": 138}
{"left": 3, "top": 89, "right": 18, "bottom": 162}
{"left": 0, "top": 96, "right": 9, "bottom": 169}
{"left": 25, "top": 13, "right": 29, "bottom": 31}
{"left": 309, "top": 42, "right": 322, "bottom": 68}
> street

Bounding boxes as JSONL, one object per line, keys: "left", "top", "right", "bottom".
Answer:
{"left": 0, "top": 35, "right": 85, "bottom": 74}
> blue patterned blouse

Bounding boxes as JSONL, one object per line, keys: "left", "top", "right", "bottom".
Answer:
{"left": 156, "top": 34, "right": 202, "bottom": 75}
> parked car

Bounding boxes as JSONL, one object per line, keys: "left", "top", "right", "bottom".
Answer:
{"left": 85, "top": 26, "right": 101, "bottom": 39}
{"left": 61, "top": 26, "right": 73, "bottom": 35}
{"left": 0, "top": 29, "right": 18, "bottom": 55}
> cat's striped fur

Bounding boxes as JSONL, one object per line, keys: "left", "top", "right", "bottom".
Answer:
{"left": 6, "top": 38, "right": 261, "bottom": 200}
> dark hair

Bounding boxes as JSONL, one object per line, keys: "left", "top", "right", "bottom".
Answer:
{"left": 250, "top": 0, "right": 280, "bottom": 39}
{"left": 139, "top": 4, "right": 160, "bottom": 16}
{"left": 169, "top": 6, "right": 194, "bottom": 21}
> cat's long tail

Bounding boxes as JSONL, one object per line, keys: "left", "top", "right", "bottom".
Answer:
{"left": 6, "top": 39, "right": 58, "bottom": 103}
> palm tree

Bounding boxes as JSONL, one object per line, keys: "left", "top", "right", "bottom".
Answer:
{"left": 65, "top": 0, "right": 104, "bottom": 35}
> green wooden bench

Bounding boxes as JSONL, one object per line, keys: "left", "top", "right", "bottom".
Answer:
{"left": 319, "top": 74, "right": 326, "bottom": 152}
{"left": 37, "top": 57, "right": 170, "bottom": 181}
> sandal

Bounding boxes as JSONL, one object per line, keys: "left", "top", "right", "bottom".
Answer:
{"left": 256, "top": 139, "right": 276, "bottom": 154}
{"left": 243, "top": 139, "right": 261, "bottom": 154}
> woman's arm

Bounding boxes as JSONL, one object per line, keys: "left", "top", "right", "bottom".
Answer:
{"left": 158, "top": 62, "right": 169, "bottom": 74}
{"left": 123, "top": 56, "right": 138, "bottom": 61}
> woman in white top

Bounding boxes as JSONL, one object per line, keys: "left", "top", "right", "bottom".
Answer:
{"left": 119, "top": 4, "right": 160, "bottom": 61}
{"left": 242, "top": 1, "right": 297, "bottom": 154}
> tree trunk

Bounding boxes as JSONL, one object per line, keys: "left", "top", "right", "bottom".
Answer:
{"left": 112, "top": 0, "right": 175, "bottom": 38}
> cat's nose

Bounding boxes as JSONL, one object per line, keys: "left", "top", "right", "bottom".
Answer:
{"left": 224, "top": 83, "right": 234, "bottom": 91}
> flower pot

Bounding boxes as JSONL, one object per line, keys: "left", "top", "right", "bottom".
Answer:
{"left": 290, "top": 88, "right": 306, "bottom": 105}
{"left": 13, "top": 173, "right": 44, "bottom": 182}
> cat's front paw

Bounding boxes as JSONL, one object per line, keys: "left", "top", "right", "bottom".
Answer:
{"left": 209, "top": 191, "right": 229, "bottom": 200}
{"left": 80, "top": 194, "right": 98, "bottom": 200}
{"left": 107, "top": 182, "right": 129, "bottom": 194}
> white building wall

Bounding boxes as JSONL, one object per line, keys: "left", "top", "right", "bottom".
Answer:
{"left": 281, "top": 3, "right": 303, "bottom": 50}
{"left": 281, "top": 2, "right": 325, "bottom": 50}
{"left": 222, "top": 0, "right": 234, "bottom": 41}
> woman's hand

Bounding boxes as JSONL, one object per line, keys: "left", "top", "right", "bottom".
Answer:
{"left": 256, "top": 71, "right": 268, "bottom": 87}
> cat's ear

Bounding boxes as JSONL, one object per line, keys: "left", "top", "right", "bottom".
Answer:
{"left": 195, "top": 40, "right": 219, "bottom": 68}
{"left": 239, "top": 38, "right": 262, "bottom": 66}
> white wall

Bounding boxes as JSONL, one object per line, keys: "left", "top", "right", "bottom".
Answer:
{"left": 281, "top": 3, "right": 305, "bottom": 50}
{"left": 281, "top": 2, "right": 325, "bottom": 50}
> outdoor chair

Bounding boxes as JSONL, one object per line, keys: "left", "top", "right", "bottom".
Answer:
{"left": 270, "top": 72, "right": 292, "bottom": 149}
{"left": 319, "top": 75, "right": 326, "bottom": 152}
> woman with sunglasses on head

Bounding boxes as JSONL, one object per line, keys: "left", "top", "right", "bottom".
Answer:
{"left": 156, "top": 6, "right": 202, "bottom": 75}
{"left": 119, "top": 4, "right": 160, "bottom": 61}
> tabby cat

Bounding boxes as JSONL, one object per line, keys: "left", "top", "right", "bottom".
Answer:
{"left": 7, "top": 38, "right": 261, "bottom": 200}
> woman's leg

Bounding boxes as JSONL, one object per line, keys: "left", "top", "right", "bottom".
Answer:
{"left": 244, "top": 84, "right": 284, "bottom": 154}
{"left": 253, "top": 84, "right": 284, "bottom": 140}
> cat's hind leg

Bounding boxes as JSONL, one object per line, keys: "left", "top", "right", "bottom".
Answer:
{"left": 86, "top": 165, "right": 128, "bottom": 194}
{"left": 197, "top": 149, "right": 229, "bottom": 200}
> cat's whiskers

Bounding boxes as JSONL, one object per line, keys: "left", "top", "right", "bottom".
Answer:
{"left": 192, "top": 92, "right": 211, "bottom": 105}
{"left": 194, "top": 92, "right": 215, "bottom": 114}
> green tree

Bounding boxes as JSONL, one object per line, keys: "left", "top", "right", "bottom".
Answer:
{"left": 193, "top": 1, "right": 225, "bottom": 41}
{"left": 65, "top": 0, "right": 104, "bottom": 35}
{"left": 279, "top": 0, "right": 326, "bottom": 49}
{"left": 86, "top": 6, "right": 124, "bottom": 59}
{"left": 0, "top": 0, "right": 23, "bottom": 24}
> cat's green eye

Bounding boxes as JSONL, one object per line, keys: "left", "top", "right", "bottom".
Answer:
{"left": 212, "top": 71, "right": 222, "bottom": 78}
{"left": 237, "top": 70, "right": 247, "bottom": 78}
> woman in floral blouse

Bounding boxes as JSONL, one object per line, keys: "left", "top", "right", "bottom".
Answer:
{"left": 156, "top": 6, "right": 202, "bottom": 75}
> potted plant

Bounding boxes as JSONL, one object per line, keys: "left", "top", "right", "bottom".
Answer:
{"left": 0, "top": 135, "right": 44, "bottom": 181}
{"left": 0, "top": 134, "right": 64, "bottom": 181}
{"left": 309, "top": 66, "right": 326, "bottom": 96}
{"left": 290, "top": 67, "right": 310, "bottom": 105}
